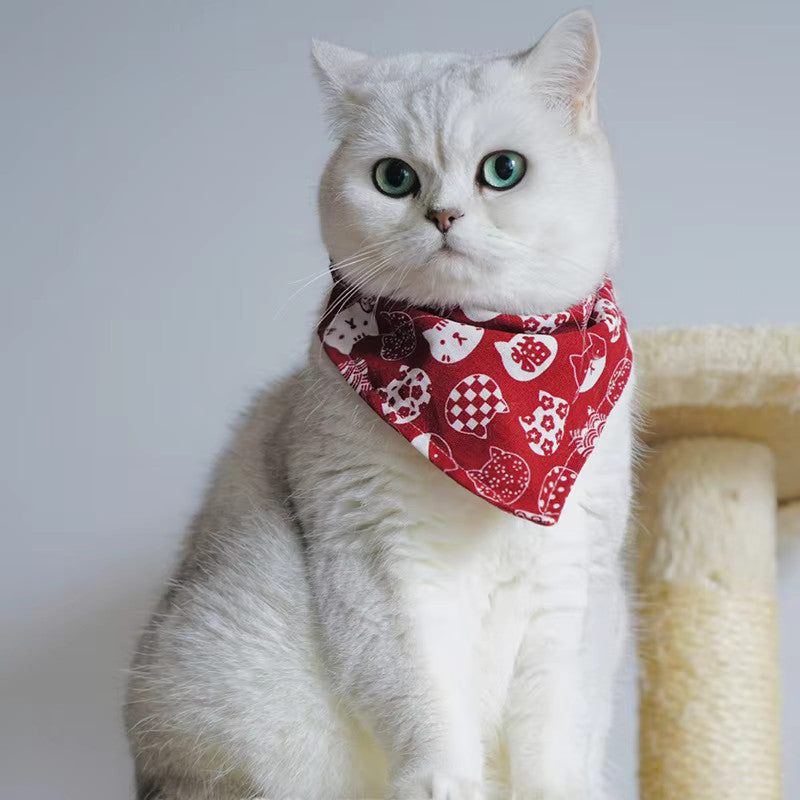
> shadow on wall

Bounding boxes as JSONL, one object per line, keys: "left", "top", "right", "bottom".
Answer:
{"left": 0, "top": 568, "right": 163, "bottom": 800}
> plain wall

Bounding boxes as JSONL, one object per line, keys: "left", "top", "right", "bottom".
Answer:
{"left": 1, "top": 1, "right": 798, "bottom": 797}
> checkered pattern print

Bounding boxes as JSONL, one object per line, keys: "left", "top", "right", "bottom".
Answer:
{"left": 445, "top": 374, "right": 509, "bottom": 438}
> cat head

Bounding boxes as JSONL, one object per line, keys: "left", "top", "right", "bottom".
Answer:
{"left": 421, "top": 319, "right": 484, "bottom": 364}
{"left": 313, "top": 10, "right": 617, "bottom": 315}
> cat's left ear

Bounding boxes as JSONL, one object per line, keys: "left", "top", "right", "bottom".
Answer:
{"left": 515, "top": 10, "right": 601, "bottom": 128}
{"left": 311, "top": 40, "right": 368, "bottom": 132}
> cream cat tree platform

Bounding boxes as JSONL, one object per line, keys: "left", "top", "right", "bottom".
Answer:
{"left": 633, "top": 326, "right": 800, "bottom": 800}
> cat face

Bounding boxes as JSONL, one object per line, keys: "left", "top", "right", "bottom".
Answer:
{"left": 422, "top": 319, "right": 483, "bottom": 364}
{"left": 322, "top": 298, "right": 379, "bottom": 355}
{"left": 595, "top": 297, "right": 621, "bottom": 342}
{"left": 495, "top": 333, "right": 558, "bottom": 381}
{"left": 378, "top": 366, "right": 431, "bottom": 424}
{"left": 467, "top": 446, "right": 530, "bottom": 506}
{"left": 518, "top": 390, "right": 570, "bottom": 457}
{"left": 314, "top": 11, "right": 616, "bottom": 315}
{"left": 569, "top": 332, "right": 607, "bottom": 392}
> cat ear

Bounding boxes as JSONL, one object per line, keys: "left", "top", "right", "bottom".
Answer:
{"left": 311, "top": 40, "right": 367, "bottom": 93}
{"left": 570, "top": 352, "right": 584, "bottom": 383}
{"left": 311, "top": 40, "right": 369, "bottom": 132}
{"left": 515, "top": 10, "right": 600, "bottom": 127}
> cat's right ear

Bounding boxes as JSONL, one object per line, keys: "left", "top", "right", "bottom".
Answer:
{"left": 514, "top": 10, "right": 601, "bottom": 129}
{"left": 311, "top": 40, "right": 368, "bottom": 134}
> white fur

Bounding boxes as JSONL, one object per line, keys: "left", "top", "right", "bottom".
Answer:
{"left": 315, "top": 12, "right": 616, "bottom": 315}
{"left": 126, "top": 11, "right": 634, "bottom": 800}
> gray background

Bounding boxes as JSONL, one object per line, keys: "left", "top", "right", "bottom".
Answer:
{"left": 1, "top": 1, "right": 798, "bottom": 797}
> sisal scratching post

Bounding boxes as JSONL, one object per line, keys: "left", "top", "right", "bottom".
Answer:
{"left": 633, "top": 326, "right": 800, "bottom": 800}
{"left": 637, "top": 438, "right": 780, "bottom": 799}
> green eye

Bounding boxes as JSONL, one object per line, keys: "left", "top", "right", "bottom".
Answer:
{"left": 479, "top": 150, "right": 527, "bottom": 190}
{"left": 372, "top": 158, "right": 419, "bottom": 198}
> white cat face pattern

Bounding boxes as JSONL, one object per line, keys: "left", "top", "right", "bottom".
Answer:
{"left": 422, "top": 319, "right": 484, "bottom": 364}
{"left": 378, "top": 367, "right": 431, "bottom": 424}
{"left": 318, "top": 276, "right": 632, "bottom": 525}
{"left": 322, "top": 298, "right": 379, "bottom": 355}
{"left": 495, "top": 334, "right": 558, "bottom": 381}
{"left": 519, "top": 391, "right": 570, "bottom": 457}
{"left": 595, "top": 298, "right": 622, "bottom": 343}
{"left": 570, "top": 333, "right": 607, "bottom": 392}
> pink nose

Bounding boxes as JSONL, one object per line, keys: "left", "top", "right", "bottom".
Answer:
{"left": 426, "top": 208, "right": 464, "bottom": 233}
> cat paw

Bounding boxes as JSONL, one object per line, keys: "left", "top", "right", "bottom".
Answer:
{"left": 388, "top": 772, "right": 484, "bottom": 800}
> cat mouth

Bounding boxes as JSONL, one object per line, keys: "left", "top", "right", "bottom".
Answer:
{"left": 438, "top": 240, "right": 462, "bottom": 255}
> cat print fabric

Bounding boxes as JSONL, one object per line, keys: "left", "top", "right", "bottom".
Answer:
{"left": 570, "top": 332, "right": 607, "bottom": 392}
{"left": 322, "top": 297, "right": 380, "bottom": 355}
{"left": 379, "top": 311, "right": 417, "bottom": 361}
{"left": 445, "top": 374, "right": 509, "bottom": 439}
{"left": 467, "top": 447, "right": 531, "bottom": 505}
{"left": 318, "top": 276, "right": 632, "bottom": 524}
{"left": 410, "top": 432, "right": 458, "bottom": 471}
{"left": 378, "top": 367, "right": 432, "bottom": 424}
{"left": 422, "top": 319, "right": 484, "bottom": 363}
{"left": 518, "top": 390, "right": 570, "bottom": 457}
{"left": 494, "top": 333, "right": 558, "bottom": 381}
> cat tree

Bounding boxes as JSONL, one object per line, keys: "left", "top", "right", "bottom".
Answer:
{"left": 633, "top": 326, "right": 799, "bottom": 800}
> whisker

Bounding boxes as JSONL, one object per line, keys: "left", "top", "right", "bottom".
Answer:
{"left": 312, "top": 255, "right": 397, "bottom": 329}
{"left": 285, "top": 236, "right": 402, "bottom": 289}
{"left": 275, "top": 237, "right": 405, "bottom": 321}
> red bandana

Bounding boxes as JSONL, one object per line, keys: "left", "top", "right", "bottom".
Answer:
{"left": 318, "top": 277, "right": 632, "bottom": 525}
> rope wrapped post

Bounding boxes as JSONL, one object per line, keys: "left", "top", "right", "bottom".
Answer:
{"left": 632, "top": 326, "right": 800, "bottom": 800}
{"left": 637, "top": 437, "right": 782, "bottom": 799}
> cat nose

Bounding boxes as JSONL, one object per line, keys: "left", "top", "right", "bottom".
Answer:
{"left": 425, "top": 208, "right": 464, "bottom": 233}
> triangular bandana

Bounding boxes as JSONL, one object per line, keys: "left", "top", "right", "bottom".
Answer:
{"left": 318, "top": 277, "right": 632, "bottom": 525}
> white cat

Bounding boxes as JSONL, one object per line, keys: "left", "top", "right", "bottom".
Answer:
{"left": 126, "top": 11, "right": 634, "bottom": 800}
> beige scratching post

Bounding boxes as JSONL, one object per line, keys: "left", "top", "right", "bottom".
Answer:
{"left": 633, "top": 326, "right": 800, "bottom": 800}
